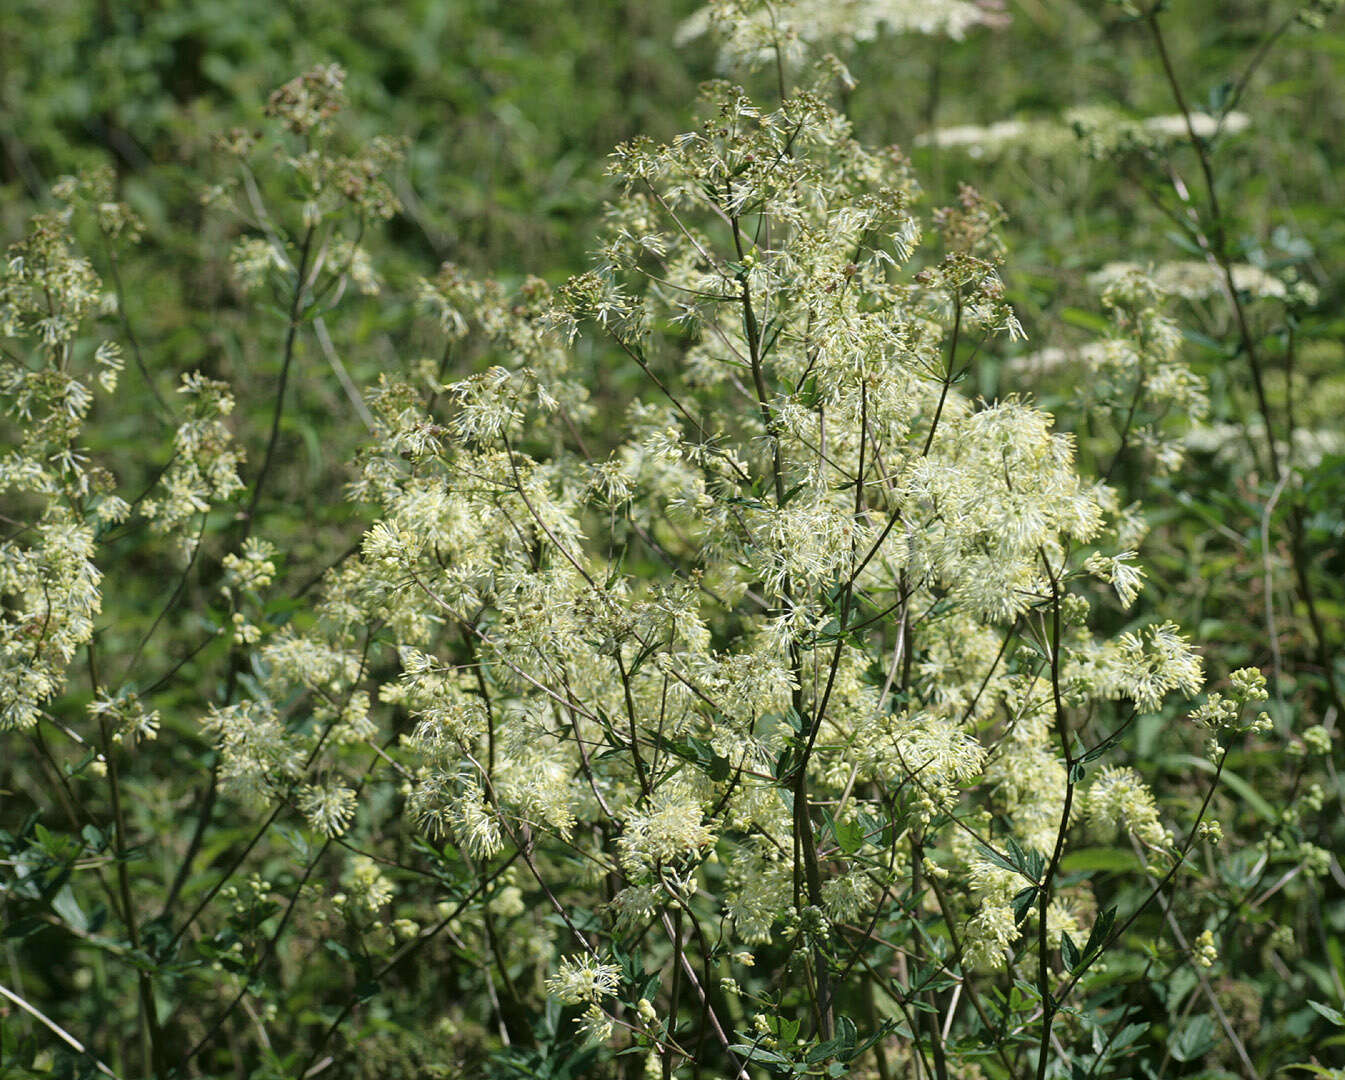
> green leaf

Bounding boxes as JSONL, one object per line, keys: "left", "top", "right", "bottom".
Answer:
{"left": 846, "top": 1020, "right": 898, "bottom": 1063}
{"left": 838, "top": 1015, "right": 857, "bottom": 1051}
{"left": 806, "top": 1038, "right": 844, "bottom": 1065}
{"left": 51, "top": 885, "right": 87, "bottom": 935}
{"left": 1061, "top": 307, "right": 1109, "bottom": 333}
{"left": 1165, "top": 229, "right": 1205, "bottom": 257}
{"left": 727, "top": 1045, "right": 791, "bottom": 1070}
{"left": 1168, "top": 1014, "right": 1216, "bottom": 1062}
{"left": 1181, "top": 327, "right": 1227, "bottom": 354}
{"left": 625, "top": 634, "right": 663, "bottom": 679}
{"left": 1109, "top": 1022, "right": 1149, "bottom": 1053}
{"left": 1061, "top": 931, "right": 1080, "bottom": 971}
{"left": 1012, "top": 886, "right": 1038, "bottom": 925}
{"left": 1080, "top": 721, "right": 1133, "bottom": 764}
{"left": 1081, "top": 906, "right": 1117, "bottom": 963}
{"left": 977, "top": 842, "right": 1021, "bottom": 877}
{"left": 1309, "top": 1000, "right": 1345, "bottom": 1027}
{"left": 834, "top": 817, "right": 866, "bottom": 855}
{"left": 1061, "top": 848, "right": 1139, "bottom": 874}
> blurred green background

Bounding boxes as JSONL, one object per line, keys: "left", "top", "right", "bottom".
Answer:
{"left": 2, "top": 0, "right": 1344, "bottom": 1076}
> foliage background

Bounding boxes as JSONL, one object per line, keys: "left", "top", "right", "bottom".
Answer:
{"left": 1, "top": 0, "right": 1343, "bottom": 1077}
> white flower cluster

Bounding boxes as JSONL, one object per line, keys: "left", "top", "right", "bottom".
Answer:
{"left": 918, "top": 107, "right": 1251, "bottom": 160}
{"left": 193, "top": 81, "right": 1217, "bottom": 1037}
{"left": 0, "top": 213, "right": 120, "bottom": 730}
{"left": 1083, "top": 764, "right": 1171, "bottom": 853}
{"left": 1010, "top": 266, "right": 1209, "bottom": 474}
{"left": 679, "top": 0, "right": 1003, "bottom": 72}
{"left": 141, "top": 373, "right": 246, "bottom": 545}
{"left": 1090, "top": 259, "right": 1311, "bottom": 305}
{"left": 545, "top": 954, "right": 623, "bottom": 1005}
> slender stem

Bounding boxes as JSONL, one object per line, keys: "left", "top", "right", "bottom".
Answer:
{"left": 730, "top": 198, "right": 833, "bottom": 1039}
{"left": 294, "top": 852, "right": 522, "bottom": 1078}
{"left": 664, "top": 907, "right": 684, "bottom": 1080}
{"left": 100, "top": 713, "right": 164, "bottom": 1076}
{"left": 910, "top": 837, "right": 950, "bottom": 1080}
{"left": 1145, "top": 8, "right": 1342, "bottom": 718}
{"left": 1033, "top": 550, "right": 1076, "bottom": 1080}
{"left": 1145, "top": 11, "right": 1279, "bottom": 479}
{"left": 0, "top": 982, "right": 121, "bottom": 1079}
{"left": 1220, "top": 13, "right": 1296, "bottom": 132}
{"left": 245, "top": 223, "right": 316, "bottom": 527}
{"left": 616, "top": 652, "right": 651, "bottom": 798}
{"left": 100, "top": 231, "right": 169, "bottom": 418}
{"left": 1134, "top": 838, "right": 1263, "bottom": 1080}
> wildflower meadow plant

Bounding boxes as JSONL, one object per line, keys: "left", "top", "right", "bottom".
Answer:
{"left": 1, "top": 3, "right": 1339, "bottom": 1079}
{"left": 310, "top": 76, "right": 1255, "bottom": 1080}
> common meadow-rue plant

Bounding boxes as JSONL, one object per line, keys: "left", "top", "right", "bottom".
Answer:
{"left": 0, "top": 2, "right": 1339, "bottom": 1078}
{"left": 201, "top": 66, "right": 1253, "bottom": 1078}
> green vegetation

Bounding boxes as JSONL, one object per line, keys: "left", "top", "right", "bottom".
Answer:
{"left": 0, "top": 2, "right": 1342, "bottom": 1078}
